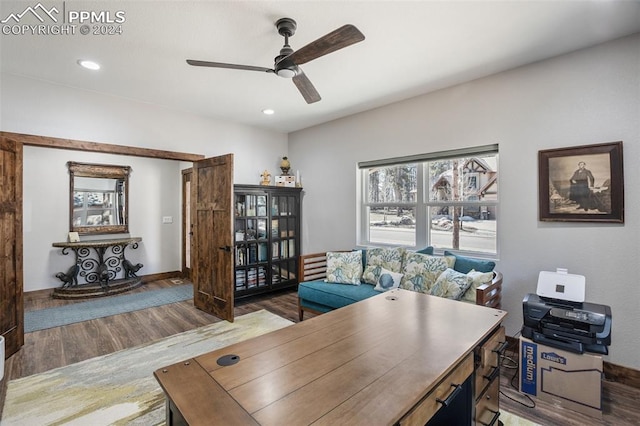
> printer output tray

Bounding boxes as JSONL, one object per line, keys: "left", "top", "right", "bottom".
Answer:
{"left": 522, "top": 326, "right": 608, "bottom": 355}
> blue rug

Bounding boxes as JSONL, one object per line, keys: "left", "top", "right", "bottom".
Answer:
{"left": 24, "top": 284, "right": 193, "bottom": 333}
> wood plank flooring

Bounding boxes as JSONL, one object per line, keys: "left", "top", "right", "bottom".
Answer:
{"left": 2, "top": 280, "right": 639, "bottom": 425}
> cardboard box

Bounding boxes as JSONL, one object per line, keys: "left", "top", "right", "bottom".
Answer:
{"left": 519, "top": 336, "right": 603, "bottom": 419}
{"left": 275, "top": 175, "right": 296, "bottom": 187}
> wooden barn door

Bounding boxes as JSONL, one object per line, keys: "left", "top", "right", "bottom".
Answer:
{"left": 191, "top": 154, "right": 234, "bottom": 322}
{"left": 0, "top": 136, "right": 24, "bottom": 358}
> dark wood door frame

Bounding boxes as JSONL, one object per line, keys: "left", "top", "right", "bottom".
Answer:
{"left": 0, "top": 132, "right": 204, "bottom": 162}
{"left": 0, "top": 132, "right": 205, "bottom": 358}
{"left": 182, "top": 168, "right": 192, "bottom": 280}
{"left": 0, "top": 136, "right": 24, "bottom": 358}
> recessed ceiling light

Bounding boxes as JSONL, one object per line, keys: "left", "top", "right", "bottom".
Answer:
{"left": 77, "top": 60, "right": 100, "bottom": 70}
{"left": 262, "top": 109, "right": 275, "bottom": 115}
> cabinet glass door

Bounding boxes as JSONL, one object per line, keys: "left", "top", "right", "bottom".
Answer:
{"left": 234, "top": 191, "right": 270, "bottom": 293}
{"left": 270, "top": 193, "right": 297, "bottom": 286}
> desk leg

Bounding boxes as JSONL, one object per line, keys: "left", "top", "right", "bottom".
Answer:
{"left": 166, "top": 398, "right": 188, "bottom": 426}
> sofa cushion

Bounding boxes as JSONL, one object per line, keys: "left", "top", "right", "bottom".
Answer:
{"left": 374, "top": 268, "right": 403, "bottom": 292}
{"left": 298, "top": 280, "right": 379, "bottom": 310}
{"left": 362, "top": 247, "right": 406, "bottom": 285}
{"left": 400, "top": 252, "right": 449, "bottom": 294}
{"left": 430, "top": 268, "right": 473, "bottom": 300}
{"left": 462, "top": 270, "right": 495, "bottom": 303}
{"left": 444, "top": 251, "right": 495, "bottom": 274}
{"left": 325, "top": 251, "right": 363, "bottom": 285}
{"left": 415, "top": 246, "right": 434, "bottom": 255}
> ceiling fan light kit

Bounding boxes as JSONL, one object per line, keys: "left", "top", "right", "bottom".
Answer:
{"left": 186, "top": 17, "right": 364, "bottom": 104}
{"left": 276, "top": 68, "right": 297, "bottom": 78}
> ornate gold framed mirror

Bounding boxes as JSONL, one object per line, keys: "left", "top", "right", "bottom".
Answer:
{"left": 68, "top": 162, "right": 131, "bottom": 235}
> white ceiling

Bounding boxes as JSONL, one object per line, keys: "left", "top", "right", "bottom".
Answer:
{"left": 2, "top": 1, "right": 640, "bottom": 133}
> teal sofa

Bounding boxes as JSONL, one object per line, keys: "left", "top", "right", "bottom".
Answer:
{"left": 297, "top": 251, "right": 502, "bottom": 321}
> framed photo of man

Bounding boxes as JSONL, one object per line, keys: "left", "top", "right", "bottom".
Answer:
{"left": 538, "top": 141, "right": 624, "bottom": 223}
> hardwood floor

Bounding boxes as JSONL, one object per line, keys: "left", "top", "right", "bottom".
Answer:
{"left": 2, "top": 280, "right": 638, "bottom": 425}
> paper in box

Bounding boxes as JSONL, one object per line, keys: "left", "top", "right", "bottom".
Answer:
{"left": 520, "top": 336, "right": 603, "bottom": 419}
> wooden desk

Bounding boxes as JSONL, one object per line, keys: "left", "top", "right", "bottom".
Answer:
{"left": 154, "top": 289, "right": 507, "bottom": 425}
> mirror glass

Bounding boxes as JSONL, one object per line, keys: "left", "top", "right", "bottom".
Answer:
{"left": 69, "top": 162, "right": 130, "bottom": 235}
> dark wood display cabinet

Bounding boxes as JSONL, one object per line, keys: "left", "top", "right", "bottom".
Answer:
{"left": 233, "top": 185, "right": 302, "bottom": 298}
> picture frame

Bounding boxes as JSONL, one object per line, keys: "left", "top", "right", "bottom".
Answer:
{"left": 538, "top": 141, "right": 623, "bottom": 223}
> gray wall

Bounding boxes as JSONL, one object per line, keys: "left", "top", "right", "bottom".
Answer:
{"left": 289, "top": 34, "right": 640, "bottom": 370}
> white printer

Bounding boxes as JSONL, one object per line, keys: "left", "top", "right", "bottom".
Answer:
{"left": 521, "top": 269, "right": 612, "bottom": 355}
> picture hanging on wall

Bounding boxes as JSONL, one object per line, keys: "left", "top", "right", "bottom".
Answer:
{"left": 538, "top": 141, "right": 624, "bottom": 223}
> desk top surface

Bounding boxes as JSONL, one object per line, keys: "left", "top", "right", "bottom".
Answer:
{"left": 155, "top": 289, "right": 507, "bottom": 426}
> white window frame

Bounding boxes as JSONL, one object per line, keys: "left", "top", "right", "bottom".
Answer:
{"left": 358, "top": 145, "right": 499, "bottom": 257}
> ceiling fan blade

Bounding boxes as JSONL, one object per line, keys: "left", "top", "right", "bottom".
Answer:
{"left": 292, "top": 71, "right": 321, "bottom": 104}
{"left": 186, "top": 59, "right": 273, "bottom": 73}
{"left": 287, "top": 24, "right": 365, "bottom": 65}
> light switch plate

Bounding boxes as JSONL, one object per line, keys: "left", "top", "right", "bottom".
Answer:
{"left": 162, "top": 216, "right": 173, "bottom": 224}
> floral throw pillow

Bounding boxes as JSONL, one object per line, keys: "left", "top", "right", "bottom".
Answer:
{"left": 430, "top": 268, "right": 473, "bottom": 300}
{"left": 461, "top": 270, "right": 495, "bottom": 303}
{"left": 325, "top": 251, "right": 363, "bottom": 285}
{"left": 362, "top": 247, "right": 406, "bottom": 285}
{"left": 373, "top": 268, "right": 403, "bottom": 292}
{"left": 400, "top": 252, "right": 449, "bottom": 294}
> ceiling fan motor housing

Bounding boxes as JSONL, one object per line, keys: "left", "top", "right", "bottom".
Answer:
{"left": 275, "top": 49, "right": 297, "bottom": 78}
{"left": 275, "top": 60, "right": 298, "bottom": 78}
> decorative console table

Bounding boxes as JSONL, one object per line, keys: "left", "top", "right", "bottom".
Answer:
{"left": 51, "top": 237, "right": 143, "bottom": 299}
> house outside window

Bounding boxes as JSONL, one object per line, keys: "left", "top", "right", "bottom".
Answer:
{"left": 359, "top": 145, "right": 499, "bottom": 256}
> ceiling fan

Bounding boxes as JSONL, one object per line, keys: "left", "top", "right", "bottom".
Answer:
{"left": 186, "top": 18, "right": 365, "bottom": 104}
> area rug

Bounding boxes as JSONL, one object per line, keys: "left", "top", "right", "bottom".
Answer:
{"left": 500, "top": 410, "right": 541, "bottom": 426}
{"left": 2, "top": 310, "right": 292, "bottom": 426}
{"left": 24, "top": 284, "right": 193, "bottom": 333}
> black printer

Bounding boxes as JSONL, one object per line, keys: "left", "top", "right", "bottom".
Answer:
{"left": 521, "top": 270, "right": 612, "bottom": 355}
{"left": 522, "top": 293, "right": 612, "bottom": 355}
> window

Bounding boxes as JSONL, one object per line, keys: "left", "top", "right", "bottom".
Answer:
{"left": 359, "top": 145, "right": 498, "bottom": 256}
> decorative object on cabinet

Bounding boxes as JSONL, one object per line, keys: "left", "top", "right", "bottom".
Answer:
{"left": 538, "top": 141, "right": 623, "bottom": 223}
{"left": 51, "top": 237, "right": 143, "bottom": 299}
{"left": 280, "top": 156, "right": 291, "bottom": 175}
{"left": 259, "top": 169, "right": 271, "bottom": 186}
{"left": 275, "top": 175, "right": 296, "bottom": 187}
{"left": 234, "top": 185, "right": 302, "bottom": 298}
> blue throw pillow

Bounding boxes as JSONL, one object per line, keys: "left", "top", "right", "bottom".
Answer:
{"left": 444, "top": 251, "right": 495, "bottom": 274}
{"left": 350, "top": 248, "right": 368, "bottom": 271}
{"left": 415, "top": 246, "right": 434, "bottom": 255}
